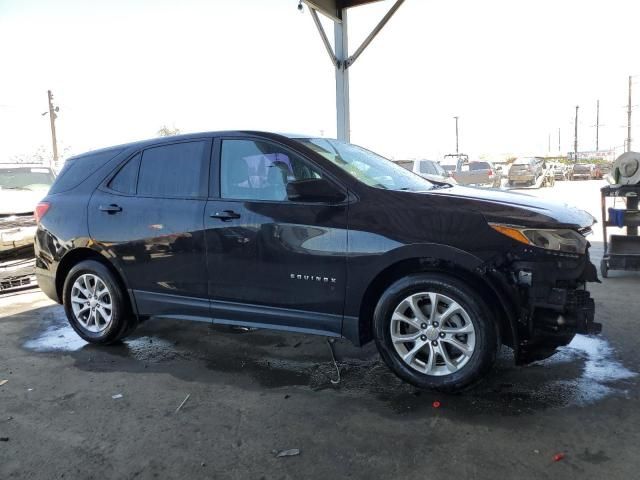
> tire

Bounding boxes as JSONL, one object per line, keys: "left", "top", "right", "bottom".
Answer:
{"left": 600, "top": 259, "right": 609, "bottom": 279}
{"left": 373, "top": 273, "right": 499, "bottom": 392}
{"left": 62, "top": 260, "right": 135, "bottom": 344}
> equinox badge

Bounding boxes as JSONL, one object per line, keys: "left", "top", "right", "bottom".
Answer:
{"left": 290, "top": 273, "right": 337, "bottom": 284}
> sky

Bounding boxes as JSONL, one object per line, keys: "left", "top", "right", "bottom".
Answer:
{"left": 1, "top": 0, "right": 640, "bottom": 163}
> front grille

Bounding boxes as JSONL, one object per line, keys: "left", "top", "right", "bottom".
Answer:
{"left": 0, "top": 275, "right": 33, "bottom": 291}
{"left": 0, "top": 214, "right": 36, "bottom": 230}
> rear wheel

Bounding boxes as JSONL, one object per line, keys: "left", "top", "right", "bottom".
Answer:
{"left": 63, "top": 260, "right": 135, "bottom": 344}
{"left": 374, "top": 273, "right": 499, "bottom": 392}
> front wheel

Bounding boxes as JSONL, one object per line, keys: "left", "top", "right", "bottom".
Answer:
{"left": 63, "top": 260, "right": 136, "bottom": 344}
{"left": 374, "top": 273, "right": 498, "bottom": 392}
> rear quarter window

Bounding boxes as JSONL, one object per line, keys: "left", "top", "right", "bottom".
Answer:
{"left": 50, "top": 148, "right": 124, "bottom": 194}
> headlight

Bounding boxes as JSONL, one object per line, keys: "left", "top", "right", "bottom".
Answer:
{"left": 490, "top": 223, "right": 588, "bottom": 254}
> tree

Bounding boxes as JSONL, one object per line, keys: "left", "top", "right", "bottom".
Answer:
{"left": 157, "top": 125, "right": 181, "bottom": 137}
{"left": 8, "top": 144, "right": 72, "bottom": 168}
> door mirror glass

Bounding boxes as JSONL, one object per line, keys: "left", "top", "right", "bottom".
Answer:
{"left": 286, "top": 178, "right": 345, "bottom": 203}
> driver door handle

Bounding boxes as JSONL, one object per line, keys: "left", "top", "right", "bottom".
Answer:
{"left": 99, "top": 204, "right": 122, "bottom": 214}
{"left": 210, "top": 210, "right": 241, "bottom": 221}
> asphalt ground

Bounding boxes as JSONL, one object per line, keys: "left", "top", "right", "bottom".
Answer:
{"left": 1, "top": 179, "right": 638, "bottom": 480}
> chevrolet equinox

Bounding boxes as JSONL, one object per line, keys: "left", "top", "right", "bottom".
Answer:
{"left": 35, "top": 131, "right": 601, "bottom": 391}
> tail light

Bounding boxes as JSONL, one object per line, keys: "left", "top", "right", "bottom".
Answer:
{"left": 488, "top": 169, "right": 493, "bottom": 176}
{"left": 34, "top": 202, "right": 50, "bottom": 223}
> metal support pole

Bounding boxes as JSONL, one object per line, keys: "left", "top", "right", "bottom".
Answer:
{"left": 453, "top": 116, "right": 459, "bottom": 154}
{"left": 47, "top": 90, "right": 59, "bottom": 167}
{"left": 335, "top": 9, "right": 350, "bottom": 142}
{"left": 596, "top": 99, "right": 600, "bottom": 151}
{"left": 627, "top": 76, "right": 632, "bottom": 152}
{"left": 574, "top": 105, "right": 579, "bottom": 163}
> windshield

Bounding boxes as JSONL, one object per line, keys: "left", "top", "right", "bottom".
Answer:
{"left": 0, "top": 167, "right": 55, "bottom": 191}
{"left": 294, "top": 138, "right": 434, "bottom": 191}
{"left": 419, "top": 160, "right": 437, "bottom": 175}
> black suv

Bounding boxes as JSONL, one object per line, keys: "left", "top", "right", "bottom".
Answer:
{"left": 35, "top": 132, "right": 601, "bottom": 391}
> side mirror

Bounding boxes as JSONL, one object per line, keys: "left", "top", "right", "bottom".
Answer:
{"left": 286, "top": 178, "right": 346, "bottom": 203}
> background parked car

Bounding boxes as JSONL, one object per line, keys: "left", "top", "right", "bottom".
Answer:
{"left": 551, "top": 162, "right": 570, "bottom": 181}
{"left": 0, "top": 163, "right": 56, "bottom": 292}
{"left": 508, "top": 156, "right": 544, "bottom": 186}
{"left": 395, "top": 159, "right": 457, "bottom": 185}
{"left": 570, "top": 163, "right": 595, "bottom": 180}
{"left": 440, "top": 154, "right": 500, "bottom": 187}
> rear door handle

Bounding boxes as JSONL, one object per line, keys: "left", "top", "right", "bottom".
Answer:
{"left": 210, "top": 210, "right": 241, "bottom": 221}
{"left": 99, "top": 204, "right": 123, "bottom": 214}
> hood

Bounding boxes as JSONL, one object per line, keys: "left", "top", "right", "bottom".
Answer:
{"left": 0, "top": 188, "right": 46, "bottom": 215}
{"left": 427, "top": 185, "right": 595, "bottom": 229}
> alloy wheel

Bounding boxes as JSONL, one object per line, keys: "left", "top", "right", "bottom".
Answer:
{"left": 70, "top": 273, "right": 113, "bottom": 333}
{"left": 390, "top": 292, "right": 476, "bottom": 376}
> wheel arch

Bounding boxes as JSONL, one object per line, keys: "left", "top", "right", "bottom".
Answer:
{"left": 55, "top": 247, "right": 137, "bottom": 315}
{"left": 350, "top": 256, "right": 517, "bottom": 350}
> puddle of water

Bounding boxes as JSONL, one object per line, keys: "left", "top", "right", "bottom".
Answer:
{"left": 23, "top": 323, "right": 87, "bottom": 352}
{"left": 536, "top": 334, "right": 637, "bottom": 405}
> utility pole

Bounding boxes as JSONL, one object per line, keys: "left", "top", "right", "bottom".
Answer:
{"left": 548, "top": 133, "right": 551, "bottom": 153}
{"left": 453, "top": 116, "right": 459, "bottom": 154}
{"left": 558, "top": 128, "right": 561, "bottom": 154}
{"left": 47, "top": 90, "right": 59, "bottom": 167}
{"left": 574, "top": 105, "right": 579, "bottom": 163}
{"left": 627, "top": 76, "right": 632, "bottom": 152}
{"left": 595, "top": 99, "right": 601, "bottom": 151}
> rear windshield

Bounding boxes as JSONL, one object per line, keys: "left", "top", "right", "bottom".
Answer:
{"left": 514, "top": 157, "right": 534, "bottom": 165}
{"left": 0, "top": 167, "right": 55, "bottom": 192}
{"left": 50, "top": 148, "right": 123, "bottom": 194}
{"left": 469, "top": 162, "right": 491, "bottom": 170}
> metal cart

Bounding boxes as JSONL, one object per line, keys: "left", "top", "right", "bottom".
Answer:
{"left": 600, "top": 184, "right": 640, "bottom": 278}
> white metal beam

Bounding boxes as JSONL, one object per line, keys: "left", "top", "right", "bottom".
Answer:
{"left": 334, "top": 8, "right": 350, "bottom": 141}
{"left": 345, "top": 0, "right": 404, "bottom": 68}
{"left": 306, "top": 0, "right": 404, "bottom": 142}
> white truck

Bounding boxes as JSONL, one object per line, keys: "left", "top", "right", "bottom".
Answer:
{"left": 0, "top": 164, "right": 56, "bottom": 293}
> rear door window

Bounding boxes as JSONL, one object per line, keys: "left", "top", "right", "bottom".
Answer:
{"left": 137, "top": 142, "right": 207, "bottom": 198}
{"left": 108, "top": 153, "right": 141, "bottom": 195}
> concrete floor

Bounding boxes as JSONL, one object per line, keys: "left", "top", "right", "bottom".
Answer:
{"left": 1, "top": 180, "right": 639, "bottom": 480}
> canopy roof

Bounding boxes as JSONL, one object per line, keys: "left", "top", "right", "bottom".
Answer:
{"left": 304, "top": 0, "right": 383, "bottom": 21}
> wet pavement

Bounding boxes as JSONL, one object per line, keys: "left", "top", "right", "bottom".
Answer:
{"left": 1, "top": 180, "right": 640, "bottom": 479}
{"left": 18, "top": 308, "right": 637, "bottom": 417}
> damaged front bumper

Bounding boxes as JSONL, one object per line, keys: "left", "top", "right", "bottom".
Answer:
{"left": 495, "top": 245, "right": 601, "bottom": 364}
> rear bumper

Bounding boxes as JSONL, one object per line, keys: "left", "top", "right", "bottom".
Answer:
{"left": 35, "top": 268, "right": 59, "bottom": 303}
{"left": 509, "top": 175, "right": 535, "bottom": 183}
